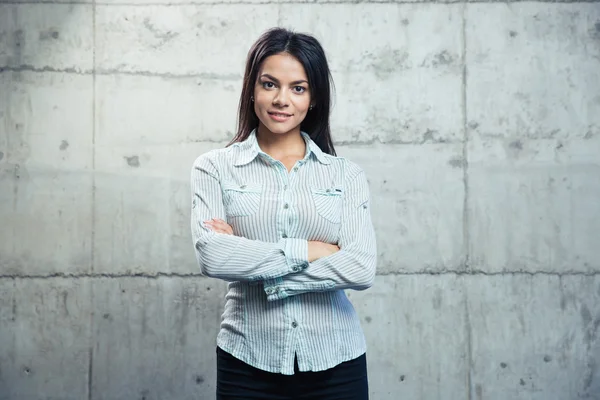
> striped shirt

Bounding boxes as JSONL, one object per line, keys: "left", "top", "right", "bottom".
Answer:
{"left": 190, "top": 130, "right": 377, "bottom": 375}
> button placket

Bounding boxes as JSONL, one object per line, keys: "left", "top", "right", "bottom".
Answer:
{"left": 280, "top": 168, "right": 291, "bottom": 239}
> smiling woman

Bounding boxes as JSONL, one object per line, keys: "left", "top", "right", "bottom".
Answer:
{"left": 190, "top": 27, "right": 376, "bottom": 400}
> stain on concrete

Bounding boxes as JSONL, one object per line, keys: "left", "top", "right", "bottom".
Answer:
{"left": 365, "top": 316, "right": 372, "bottom": 323}
{"left": 448, "top": 157, "right": 466, "bottom": 169}
{"left": 509, "top": 31, "right": 518, "bottom": 38}
{"left": 432, "top": 50, "right": 454, "bottom": 67}
{"left": 399, "top": 375, "right": 406, "bottom": 382}
{"left": 195, "top": 375, "right": 204, "bottom": 384}
{"left": 124, "top": 155, "right": 140, "bottom": 167}
{"left": 23, "top": 366, "right": 31, "bottom": 375}
{"left": 520, "top": 378, "right": 526, "bottom": 386}
{"left": 39, "top": 30, "right": 59, "bottom": 40}
{"left": 581, "top": 304, "right": 592, "bottom": 326}
{"left": 585, "top": 131, "right": 594, "bottom": 140}
{"left": 468, "top": 121, "right": 479, "bottom": 130}
{"left": 509, "top": 140, "right": 523, "bottom": 150}
{"left": 143, "top": 18, "right": 179, "bottom": 47}
{"left": 369, "top": 48, "right": 409, "bottom": 79}
{"left": 432, "top": 289, "right": 442, "bottom": 310}
{"left": 401, "top": 19, "right": 409, "bottom": 26}
{"left": 59, "top": 140, "right": 69, "bottom": 151}
{"left": 0, "top": 152, "right": 4, "bottom": 161}
{"left": 475, "top": 384, "right": 483, "bottom": 400}
{"left": 13, "top": 29, "right": 25, "bottom": 49}
{"left": 62, "top": 291, "right": 69, "bottom": 316}
{"left": 500, "top": 362, "right": 508, "bottom": 368}
{"left": 590, "top": 22, "right": 600, "bottom": 39}
{"left": 584, "top": 359, "right": 596, "bottom": 391}
{"left": 422, "top": 129, "right": 440, "bottom": 143}
{"left": 555, "top": 142, "right": 563, "bottom": 150}
{"left": 544, "top": 355, "right": 552, "bottom": 363}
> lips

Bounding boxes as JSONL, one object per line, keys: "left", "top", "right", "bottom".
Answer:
{"left": 268, "top": 111, "right": 292, "bottom": 122}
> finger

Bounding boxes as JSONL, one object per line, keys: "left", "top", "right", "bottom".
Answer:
{"left": 212, "top": 219, "right": 233, "bottom": 234}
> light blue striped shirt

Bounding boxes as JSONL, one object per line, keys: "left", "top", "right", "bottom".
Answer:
{"left": 190, "top": 130, "right": 377, "bottom": 375}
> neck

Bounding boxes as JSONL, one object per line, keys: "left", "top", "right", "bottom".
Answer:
{"left": 256, "top": 125, "right": 306, "bottom": 160}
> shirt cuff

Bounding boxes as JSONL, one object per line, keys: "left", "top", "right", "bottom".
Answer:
{"left": 282, "top": 238, "right": 309, "bottom": 273}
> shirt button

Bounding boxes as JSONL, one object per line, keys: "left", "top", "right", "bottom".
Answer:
{"left": 292, "top": 266, "right": 300, "bottom": 272}
{"left": 283, "top": 203, "right": 289, "bottom": 209}
{"left": 293, "top": 167, "right": 298, "bottom": 172}
{"left": 282, "top": 233, "right": 288, "bottom": 238}
{"left": 292, "top": 321, "right": 298, "bottom": 328}
{"left": 326, "top": 188, "right": 331, "bottom": 193}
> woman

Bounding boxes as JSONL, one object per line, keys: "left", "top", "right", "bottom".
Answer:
{"left": 190, "top": 27, "right": 377, "bottom": 400}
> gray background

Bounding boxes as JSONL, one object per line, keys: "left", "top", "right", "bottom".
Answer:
{"left": 1, "top": 1, "right": 600, "bottom": 399}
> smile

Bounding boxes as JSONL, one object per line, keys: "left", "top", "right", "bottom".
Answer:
{"left": 268, "top": 112, "right": 292, "bottom": 122}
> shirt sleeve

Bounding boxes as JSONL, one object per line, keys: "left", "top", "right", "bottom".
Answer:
{"left": 262, "top": 168, "right": 377, "bottom": 301}
{"left": 191, "top": 153, "right": 309, "bottom": 282}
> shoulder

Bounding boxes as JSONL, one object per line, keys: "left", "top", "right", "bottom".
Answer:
{"left": 322, "top": 154, "right": 366, "bottom": 182}
{"left": 192, "top": 143, "right": 242, "bottom": 168}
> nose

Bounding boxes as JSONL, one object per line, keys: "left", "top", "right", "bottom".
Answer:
{"left": 273, "top": 88, "right": 289, "bottom": 107}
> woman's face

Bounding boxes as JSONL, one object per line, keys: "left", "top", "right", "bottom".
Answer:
{"left": 253, "top": 52, "right": 312, "bottom": 137}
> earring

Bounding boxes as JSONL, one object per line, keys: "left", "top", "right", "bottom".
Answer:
{"left": 251, "top": 96, "right": 254, "bottom": 102}
{"left": 309, "top": 104, "right": 313, "bottom": 111}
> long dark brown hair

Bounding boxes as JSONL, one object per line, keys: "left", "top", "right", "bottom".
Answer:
{"left": 227, "top": 27, "right": 336, "bottom": 156}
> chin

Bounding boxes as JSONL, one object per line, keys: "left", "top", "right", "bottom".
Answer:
{"left": 260, "top": 120, "right": 301, "bottom": 136}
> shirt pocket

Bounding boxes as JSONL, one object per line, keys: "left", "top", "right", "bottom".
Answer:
{"left": 311, "top": 187, "right": 343, "bottom": 224}
{"left": 222, "top": 182, "right": 262, "bottom": 217}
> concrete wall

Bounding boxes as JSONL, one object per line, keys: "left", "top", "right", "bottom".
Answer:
{"left": 1, "top": 2, "right": 599, "bottom": 399}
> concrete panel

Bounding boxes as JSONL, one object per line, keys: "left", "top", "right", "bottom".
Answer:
{"left": 95, "top": 74, "right": 240, "bottom": 146}
{"left": 0, "top": 71, "right": 93, "bottom": 276}
{"left": 0, "top": 279, "right": 91, "bottom": 400}
{"left": 468, "top": 135, "right": 600, "bottom": 273}
{"left": 338, "top": 143, "right": 465, "bottom": 273}
{"left": 91, "top": 277, "right": 227, "bottom": 400}
{"left": 95, "top": 5, "right": 278, "bottom": 76}
{"left": 467, "top": 275, "right": 600, "bottom": 400}
{"left": 466, "top": 4, "right": 600, "bottom": 140}
{"left": 330, "top": 68, "right": 463, "bottom": 144}
{"left": 0, "top": 71, "right": 93, "bottom": 169}
{"left": 349, "top": 275, "right": 468, "bottom": 400}
{"left": 282, "top": 4, "right": 464, "bottom": 144}
{"left": 92, "top": 141, "right": 221, "bottom": 274}
{"left": 0, "top": 5, "right": 93, "bottom": 71}
{"left": 0, "top": 168, "right": 93, "bottom": 275}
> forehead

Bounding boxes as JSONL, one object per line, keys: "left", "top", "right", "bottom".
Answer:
{"left": 258, "top": 53, "right": 307, "bottom": 81}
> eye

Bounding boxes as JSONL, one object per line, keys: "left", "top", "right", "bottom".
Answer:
{"left": 261, "top": 81, "right": 275, "bottom": 89}
{"left": 293, "top": 86, "right": 307, "bottom": 93}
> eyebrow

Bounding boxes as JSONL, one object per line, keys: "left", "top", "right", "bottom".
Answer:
{"left": 259, "top": 74, "right": 308, "bottom": 85}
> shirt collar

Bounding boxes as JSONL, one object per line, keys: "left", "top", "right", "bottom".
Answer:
{"left": 233, "top": 129, "right": 331, "bottom": 166}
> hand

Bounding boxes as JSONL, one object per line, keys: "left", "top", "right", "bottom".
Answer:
{"left": 307, "top": 241, "right": 340, "bottom": 262}
{"left": 204, "top": 218, "right": 233, "bottom": 235}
